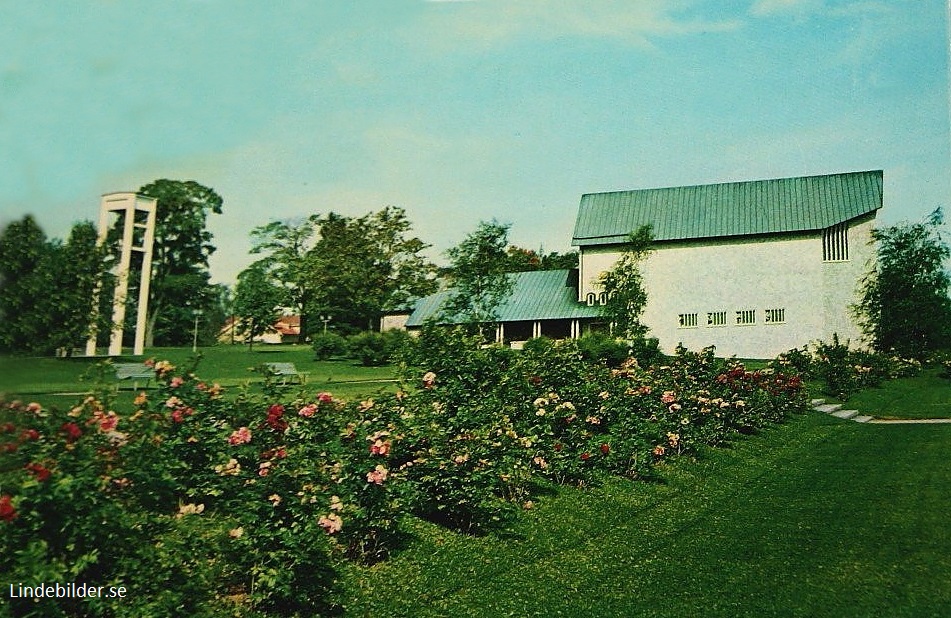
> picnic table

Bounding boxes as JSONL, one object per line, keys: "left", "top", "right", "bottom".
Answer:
{"left": 114, "top": 362, "right": 154, "bottom": 390}
{"left": 263, "top": 362, "right": 308, "bottom": 385}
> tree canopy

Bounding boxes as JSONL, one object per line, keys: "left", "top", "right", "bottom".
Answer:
{"left": 0, "top": 217, "right": 107, "bottom": 354}
{"left": 233, "top": 261, "right": 286, "bottom": 350}
{"left": 134, "top": 179, "right": 224, "bottom": 347}
{"left": 501, "top": 246, "right": 578, "bottom": 272}
{"left": 598, "top": 225, "right": 653, "bottom": 341}
{"left": 442, "top": 220, "right": 515, "bottom": 336}
{"left": 854, "top": 208, "right": 951, "bottom": 358}
{"left": 250, "top": 206, "right": 437, "bottom": 336}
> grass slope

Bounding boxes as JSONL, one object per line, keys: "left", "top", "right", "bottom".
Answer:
{"left": 344, "top": 413, "right": 951, "bottom": 617}
{"left": 840, "top": 368, "right": 951, "bottom": 419}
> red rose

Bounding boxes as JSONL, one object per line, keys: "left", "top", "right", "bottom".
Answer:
{"left": 61, "top": 422, "right": 82, "bottom": 443}
{"left": 25, "top": 462, "right": 51, "bottom": 482}
{"left": 600, "top": 443, "right": 610, "bottom": 455}
{"left": 0, "top": 495, "right": 16, "bottom": 522}
{"left": 580, "top": 452, "right": 590, "bottom": 461}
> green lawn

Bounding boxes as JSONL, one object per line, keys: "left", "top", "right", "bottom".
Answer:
{"left": 342, "top": 412, "right": 951, "bottom": 617}
{"left": 838, "top": 368, "right": 951, "bottom": 419}
{"left": 0, "top": 344, "right": 399, "bottom": 405}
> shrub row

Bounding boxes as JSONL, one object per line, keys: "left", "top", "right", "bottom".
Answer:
{"left": 311, "top": 329, "right": 412, "bottom": 366}
{"left": 1, "top": 330, "right": 809, "bottom": 616}
{"left": 770, "top": 334, "right": 922, "bottom": 399}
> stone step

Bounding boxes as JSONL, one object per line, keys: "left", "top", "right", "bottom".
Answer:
{"left": 814, "top": 403, "right": 843, "bottom": 414}
{"left": 852, "top": 415, "right": 874, "bottom": 423}
{"left": 832, "top": 409, "right": 859, "bottom": 420}
{"left": 810, "top": 398, "right": 826, "bottom": 406}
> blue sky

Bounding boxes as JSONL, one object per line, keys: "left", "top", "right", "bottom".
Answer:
{"left": 2, "top": 0, "right": 948, "bottom": 285}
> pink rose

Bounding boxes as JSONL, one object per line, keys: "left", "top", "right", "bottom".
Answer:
{"left": 229, "top": 427, "right": 252, "bottom": 445}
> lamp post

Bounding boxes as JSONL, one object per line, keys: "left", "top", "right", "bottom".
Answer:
{"left": 320, "top": 314, "right": 332, "bottom": 335}
{"left": 192, "top": 309, "right": 203, "bottom": 353}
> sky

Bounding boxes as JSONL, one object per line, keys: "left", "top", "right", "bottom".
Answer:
{"left": 2, "top": 0, "right": 949, "bottom": 285}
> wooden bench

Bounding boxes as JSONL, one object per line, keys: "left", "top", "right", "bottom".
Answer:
{"left": 114, "top": 363, "right": 154, "bottom": 390}
{"left": 264, "top": 362, "right": 308, "bottom": 385}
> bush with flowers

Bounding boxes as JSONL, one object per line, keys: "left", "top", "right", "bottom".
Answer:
{"left": 2, "top": 328, "right": 813, "bottom": 615}
{"left": 771, "top": 335, "right": 923, "bottom": 400}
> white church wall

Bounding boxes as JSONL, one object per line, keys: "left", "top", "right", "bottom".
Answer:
{"left": 578, "top": 216, "right": 874, "bottom": 358}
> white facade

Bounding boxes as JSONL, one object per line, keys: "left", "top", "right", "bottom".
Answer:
{"left": 578, "top": 215, "right": 876, "bottom": 358}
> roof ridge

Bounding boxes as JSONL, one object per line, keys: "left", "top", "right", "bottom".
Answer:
{"left": 579, "top": 169, "right": 882, "bottom": 199}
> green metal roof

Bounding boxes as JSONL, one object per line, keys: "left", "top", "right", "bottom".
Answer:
{"left": 572, "top": 170, "right": 883, "bottom": 247}
{"left": 404, "top": 269, "right": 603, "bottom": 326}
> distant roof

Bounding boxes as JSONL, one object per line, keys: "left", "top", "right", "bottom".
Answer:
{"left": 405, "top": 269, "right": 602, "bottom": 327}
{"left": 572, "top": 170, "right": 883, "bottom": 247}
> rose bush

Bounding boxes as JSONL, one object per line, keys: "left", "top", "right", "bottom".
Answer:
{"left": 2, "top": 329, "right": 814, "bottom": 615}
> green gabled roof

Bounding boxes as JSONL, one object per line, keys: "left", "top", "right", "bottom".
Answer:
{"left": 572, "top": 170, "right": 883, "bottom": 247}
{"left": 404, "top": 269, "right": 602, "bottom": 327}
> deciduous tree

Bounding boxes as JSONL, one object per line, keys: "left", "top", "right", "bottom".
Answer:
{"left": 855, "top": 208, "right": 951, "bottom": 358}
{"left": 134, "top": 179, "right": 223, "bottom": 347}
{"left": 442, "top": 220, "right": 514, "bottom": 338}
{"left": 0, "top": 215, "right": 50, "bottom": 352}
{"left": 599, "top": 225, "right": 653, "bottom": 341}
{"left": 233, "top": 262, "right": 286, "bottom": 351}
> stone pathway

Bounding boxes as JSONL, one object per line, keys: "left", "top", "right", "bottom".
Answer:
{"left": 810, "top": 399, "right": 951, "bottom": 424}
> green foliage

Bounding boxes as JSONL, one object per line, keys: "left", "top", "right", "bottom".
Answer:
{"left": 249, "top": 208, "right": 437, "bottom": 336}
{"left": 311, "top": 332, "right": 348, "bottom": 360}
{"left": 772, "top": 336, "right": 923, "bottom": 400}
{"left": 501, "top": 245, "right": 578, "bottom": 272}
{"left": 233, "top": 262, "right": 286, "bottom": 350}
{"left": 576, "top": 332, "right": 629, "bottom": 367}
{"left": 0, "top": 217, "right": 107, "bottom": 355}
{"left": 598, "top": 225, "right": 653, "bottom": 340}
{"left": 442, "top": 220, "right": 515, "bottom": 336}
{"left": 250, "top": 217, "right": 318, "bottom": 339}
{"left": 1, "top": 329, "right": 817, "bottom": 614}
{"left": 135, "top": 179, "right": 224, "bottom": 348}
{"left": 855, "top": 208, "right": 951, "bottom": 358}
{"left": 343, "top": 330, "right": 413, "bottom": 367}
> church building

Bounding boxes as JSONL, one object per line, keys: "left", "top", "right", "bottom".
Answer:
{"left": 390, "top": 170, "right": 883, "bottom": 358}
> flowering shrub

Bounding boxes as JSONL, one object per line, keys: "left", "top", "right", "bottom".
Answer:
{"left": 772, "top": 336, "right": 922, "bottom": 400}
{"left": 2, "top": 332, "right": 812, "bottom": 614}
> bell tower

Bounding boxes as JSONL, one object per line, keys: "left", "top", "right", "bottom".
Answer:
{"left": 85, "top": 192, "right": 157, "bottom": 356}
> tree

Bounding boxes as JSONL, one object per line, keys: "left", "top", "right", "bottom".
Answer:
{"left": 501, "top": 246, "right": 578, "bottom": 272}
{"left": 233, "top": 262, "right": 286, "bottom": 351}
{"left": 305, "top": 206, "right": 437, "bottom": 333}
{"left": 0, "top": 217, "right": 108, "bottom": 354}
{"left": 250, "top": 207, "right": 436, "bottom": 336}
{"left": 442, "top": 220, "right": 515, "bottom": 337}
{"left": 599, "top": 225, "right": 653, "bottom": 340}
{"left": 0, "top": 216, "right": 50, "bottom": 352}
{"left": 42, "top": 222, "right": 109, "bottom": 355}
{"left": 250, "top": 218, "right": 317, "bottom": 341}
{"left": 854, "top": 208, "right": 951, "bottom": 358}
{"left": 133, "top": 179, "right": 223, "bottom": 347}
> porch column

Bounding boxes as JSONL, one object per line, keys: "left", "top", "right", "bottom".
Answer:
{"left": 496, "top": 323, "right": 504, "bottom": 344}
{"left": 532, "top": 321, "right": 541, "bottom": 338}
{"left": 571, "top": 319, "right": 579, "bottom": 338}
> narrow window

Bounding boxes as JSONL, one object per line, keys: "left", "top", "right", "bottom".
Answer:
{"left": 736, "top": 309, "right": 755, "bottom": 325}
{"left": 822, "top": 223, "right": 849, "bottom": 261}
{"left": 598, "top": 292, "right": 608, "bottom": 305}
{"left": 707, "top": 311, "right": 727, "bottom": 327}
{"left": 678, "top": 313, "right": 698, "bottom": 328}
{"left": 586, "top": 292, "right": 597, "bottom": 306}
{"left": 765, "top": 308, "right": 786, "bottom": 324}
